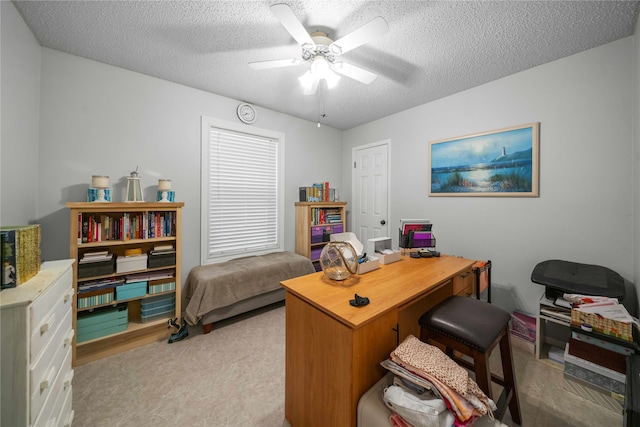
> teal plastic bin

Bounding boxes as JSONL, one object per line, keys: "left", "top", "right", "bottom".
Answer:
{"left": 116, "top": 281, "right": 147, "bottom": 300}
{"left": 141, "top": 294, "right": 175, "bottom": 323}
{"left": 77, "top": 303, "right": 128, "bottom": 343}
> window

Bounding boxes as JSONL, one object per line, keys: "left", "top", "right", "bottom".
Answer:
{"left": 201, "top": 117, "right": 284, "bottom": 264}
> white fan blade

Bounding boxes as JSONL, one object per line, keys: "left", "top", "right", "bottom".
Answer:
{"left": 303, "top": 78, "right": 319, "bottom": 95}
{"left": 329, "top": 16, "right": 389, "bottom": 55}
{"left": 271, "top": 3, "right": 314, "bottom": 47}
{"left": 331, "top": 62, "right": 378, "bottom": 85}
{"left": 249, "top": 58, "right": 304, "bottom": 70}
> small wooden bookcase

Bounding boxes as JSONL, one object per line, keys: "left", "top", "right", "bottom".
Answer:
{"left": 294, "top": 201, "right": 347, "bottom": 271}
{"left": 67, "top": 202, "right": 183, "bottom": 366}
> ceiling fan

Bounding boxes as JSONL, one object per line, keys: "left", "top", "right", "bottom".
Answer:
{"left": 249, "top": 3, "right": 389, "bottom": 95}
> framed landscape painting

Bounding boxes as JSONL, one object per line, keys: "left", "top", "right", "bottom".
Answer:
{"left": 429, "top": 122, "right": 539, "bottom": 197}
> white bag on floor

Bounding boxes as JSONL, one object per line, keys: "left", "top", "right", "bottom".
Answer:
{"left": 383, "top": 383, "right": 454, "bottom": 427}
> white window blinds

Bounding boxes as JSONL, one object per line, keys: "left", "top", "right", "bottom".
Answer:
{"left": 203, "top": 121, "right": 282, "bottom": 261}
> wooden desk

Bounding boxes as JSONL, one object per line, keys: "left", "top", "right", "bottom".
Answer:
{"left": 280, "top": 254, "right": 475, "bottom": 427}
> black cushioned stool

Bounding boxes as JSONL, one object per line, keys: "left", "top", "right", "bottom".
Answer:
{"left": 419, "top": 296, "right": 522, "bottom": 424}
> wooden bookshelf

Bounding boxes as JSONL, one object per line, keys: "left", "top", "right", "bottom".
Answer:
{"left": 294, "top": 202, "right": 347, "bottom": 271}
{"left": 67, "top": 202, "right": 183, "bottom": 366}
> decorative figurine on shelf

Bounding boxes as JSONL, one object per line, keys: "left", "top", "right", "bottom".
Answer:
{"left": 157, "top": 179, "right": 174, "bottom": 202}
{"left": 89, "top": 175, "right": 111, "bottom": 202}
{"left": 125, "top": 167, "right": 144, "bottom": 202}
{"left": 167, "top": 317, "right": 188, "bottom": 343}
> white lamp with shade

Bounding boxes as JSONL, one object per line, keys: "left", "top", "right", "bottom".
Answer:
{"left": 158, "top": 179, "right": 172, "bottom": 202}
{"left": 91, "top": 175, "right": 110, "bottom": 202}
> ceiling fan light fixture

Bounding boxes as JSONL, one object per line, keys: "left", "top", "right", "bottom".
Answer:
{"left": 311, "top": 56, "right": 330, "bottom": 77}
{"left": 324, "top": 69, "right": 341, "bottom": 89}
{"left": 251, "top": 4, "right": 387, "bottom": 96}
{"left": 298, "top": 70, "right": 315, "bottom": 90}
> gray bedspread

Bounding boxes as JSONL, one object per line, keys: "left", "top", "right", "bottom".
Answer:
{"left": 183, "top": 251, "right": 315, "bottom": 325}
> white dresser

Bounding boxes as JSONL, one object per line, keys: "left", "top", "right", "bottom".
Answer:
{"left": 1, "top": 260, "right": 75, "bottom": 426}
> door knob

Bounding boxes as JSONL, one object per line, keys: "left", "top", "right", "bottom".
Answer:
{"left": 380, "top": 220, "right": 386, "bottom": 225}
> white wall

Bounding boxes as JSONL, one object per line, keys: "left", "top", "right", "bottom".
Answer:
{"left": 1, "top": 0, "right": 343, "bottom": 291}
{"left": 33, "top": 49, "right": 343, "bottom": 280}
{"left": 342, "top": 38, "right": 636, "bottom": 315}
{"left": 1, "top": 1, "right": 41, "bottom": 225}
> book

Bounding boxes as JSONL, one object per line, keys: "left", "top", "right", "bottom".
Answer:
{"left": 298, "top": 183, "right": 338, "bottom": 202}
{"left": 1, "top": 225, "right": 41, "bottom": 288}
{"left": 79, "top": 253, "right": 113, "bottom": 264}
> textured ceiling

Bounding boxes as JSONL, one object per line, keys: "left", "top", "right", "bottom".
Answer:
{"left": 12, "top": 1, "right": 640, "bottom": 130}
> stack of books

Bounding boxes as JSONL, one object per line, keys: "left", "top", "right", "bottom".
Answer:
{"left": 124, "top": 269, "right": 174, "bottom": 283}
{"left": 78, "top": 250, "right": 115, "bottom": 278}
{"left": 311, "top": 208, "right": 342, "bottom": 225}
{"left": 79, "top": 250, "right": 113, "bottom": 264}
{"left": 299, "top": 182, "right": 338, "bottom": 202}
{"left": 77, "top": 277, "right": 124, "bottom": 308}
{"left": 148, "top": 244, "right": 176, "bottom": 268}
{"left": 149, "top": 244, "right": 175, "bottom": 256}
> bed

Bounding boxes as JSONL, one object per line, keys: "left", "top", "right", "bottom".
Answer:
{"left": 183, "top": 251, "right": 315, "bottom": 333}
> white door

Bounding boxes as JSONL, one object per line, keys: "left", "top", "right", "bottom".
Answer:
{"left": 352, "top": 141, "right": 389, "bottom": 250}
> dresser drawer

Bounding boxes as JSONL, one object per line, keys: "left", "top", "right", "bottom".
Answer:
{"left": 59, "top": 382, "right": 74, "bottom": 427}
{"left": 32, "top": 347, "right": 71, "bottom": 427}
{"left": 453, "top": 268, "right": 473, "bottom": 296}
{"left": 30, "top": 309, "right": 73, "bottom": 423}
{"left": 30, "top": 268, "right": 73, "bottom": 362}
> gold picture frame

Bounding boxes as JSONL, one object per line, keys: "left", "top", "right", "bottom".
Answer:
{"left": 429, "top": 122, "right": 540, "bottom": 197}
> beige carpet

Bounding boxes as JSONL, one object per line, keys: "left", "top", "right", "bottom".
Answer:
{"left": 72, "top": 302, "right": 624, "bottom": 427}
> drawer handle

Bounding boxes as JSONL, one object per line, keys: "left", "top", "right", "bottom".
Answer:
{"left": 40, "top": 313, "right": 56, "bottom": 334}
{"left": 40, "top": 366, "right": 56, "bottom": 391}
{"left": 459, "top": 272, "right": 470, "bottom": 279}
{"left": 64, "top": 288, "right": 75, "bottom": 303}
{"left": 63, "top": 410, "right": 75, "bottom": 427}
{"left": 64, "top": 329, "right": 75, "bottom": 348}
{"left": 64, "top": 369, "right": 74, "bottom": 390}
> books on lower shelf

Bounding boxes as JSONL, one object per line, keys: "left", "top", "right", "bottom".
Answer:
{"left": 311, "top": 208, "right": 343, "bottom": 225}
{"left": 539, "top": 295, "right": 572, "bottom": 322}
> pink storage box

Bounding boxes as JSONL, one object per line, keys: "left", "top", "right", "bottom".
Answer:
{"left": 511, "top": 310, "right": 536, "bottom": 341}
